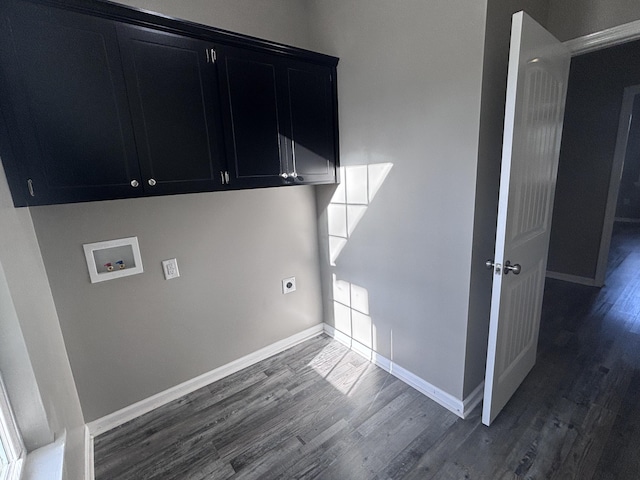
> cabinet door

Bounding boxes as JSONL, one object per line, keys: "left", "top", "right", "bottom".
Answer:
{"left": 218, "top": 47, "right": 287, "bottom": 188}
{"left": 284, "top": 62, "right": 337, "bottom": 185}
{"left": 0, "top": 1, "right": 142, "bottom": 205}
{"left": 117, "top": 25, "right": 225, "bottom": 195}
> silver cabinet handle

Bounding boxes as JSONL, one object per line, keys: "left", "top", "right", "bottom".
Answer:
{"left": 220, "top": 171, "right": 225, "bottom": 184}
{"left": 290, "top": 172, "right": 298, "bottom": 178}
{"left": 130, "top": 179, "right": 139, "bottom": 188}
{"left": 281, "top": 173, "right": 289, "bottom": 179}
{"left": 148, "top": 178, "right": 157, "bottom": 186}
{"left": 225, "top": 171, "right": 230, "bottom": 184}
{"left": 27, "top": 178, "right": 35, "bottom": 197}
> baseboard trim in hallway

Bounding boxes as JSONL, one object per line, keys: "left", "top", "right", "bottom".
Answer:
{"left": 546, "top": 270, "right": 599, "bottom": 286}
{"left": 86, "top": 324, "right": 325, "bottom": 438}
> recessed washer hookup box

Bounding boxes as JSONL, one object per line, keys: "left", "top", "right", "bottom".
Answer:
{"left": 83, "top": 236, "right": 143, "bottom": 283}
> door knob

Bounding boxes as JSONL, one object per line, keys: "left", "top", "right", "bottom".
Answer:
{"left": 148, "top": 178, "right": 157, "bottom": 186}
{"left": 504, "top": 261, "right": 521, "bottom": 275}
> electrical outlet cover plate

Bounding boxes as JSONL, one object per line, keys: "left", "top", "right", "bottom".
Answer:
{"left": 162, "top": 258, "right": 180, "bottom": 280}
{"left": 282, "top": 276, "right": 296, "bottom": 294}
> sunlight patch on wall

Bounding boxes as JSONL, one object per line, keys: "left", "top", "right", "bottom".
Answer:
{"left": 333, "top": 276, "right": 374, "bottom": 349}
{"left": 327, "top": 163, "right": 393, "bottom": 265}
{"left": 320, "top": 161, "right": 394, "bottom": 393}
{"left": 308, "top": 276, "right": 379, "bottom": 396}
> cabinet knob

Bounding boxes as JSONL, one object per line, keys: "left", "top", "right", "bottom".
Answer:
{"left": 130, "top": 179, "right": 139, "bottom": 188}
{"left": 290, "top": 172, "right": 298, "bottom": 178}
{"left": 148, "top": 178, "right": 157, "bottom": 186}
{"left": 281, "top": 173, "right": 289, "bottom": 179}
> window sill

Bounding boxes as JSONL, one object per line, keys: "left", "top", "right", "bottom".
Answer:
{"left": 21, "top": 433, "right": 65, "bottom": 480}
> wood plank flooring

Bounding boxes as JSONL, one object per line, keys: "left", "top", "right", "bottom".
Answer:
{"left": 94, "top": 223, "right": 640, "bottom": 479}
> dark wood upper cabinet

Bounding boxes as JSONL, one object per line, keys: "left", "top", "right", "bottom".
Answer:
{"left": 0, "top": 0, "right": 339, "bottom": 206}
{"left": 0, "top": 1, "right": 142, "bottom": 205}
{"left": 219, "top": 47, "right": 287, "bottom": 188}
{"left": 117, "top": 24, "right": 225, "bottom": 195}
{"left": 219, "top": 47, "right": 338, "bottom": 188}
{"left": 286, "top": 61, "right": 338, "bottom": 185}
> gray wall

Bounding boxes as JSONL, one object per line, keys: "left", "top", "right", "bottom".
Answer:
{"left": 547, "top": 0, "right": 640, "bottom": 41}
{"left": 113, "top": 0, "right": 312, "bottom": 50}
{"left": 310, "top": 0, "right": 488, "bottom": 400}
{"left": 0, "top": 163, "right": 84, "bottom": 478}
{"left": 32, "top": 188, "right": 323, "bottom": 422}
{"left": 0, "top": 222, "right": 50, "bottom": 451}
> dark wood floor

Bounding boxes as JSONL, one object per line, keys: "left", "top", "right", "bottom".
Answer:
{"left": 94, "top": 223, "right": 640, "bottom": 479}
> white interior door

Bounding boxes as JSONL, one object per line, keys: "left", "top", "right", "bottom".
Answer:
{"left": 483, "top": 11, "right": 571, "bottom": 426}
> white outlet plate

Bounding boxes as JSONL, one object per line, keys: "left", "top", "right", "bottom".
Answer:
{"left": 162, "top": 258, "right": 180, "bottom": 280}
{"left": 282, "top": 276, "right": 296, "bottom": 294}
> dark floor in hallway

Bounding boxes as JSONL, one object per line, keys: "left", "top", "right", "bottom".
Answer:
{"left": 94, "top": 223, "right": 640, "bottom": 479}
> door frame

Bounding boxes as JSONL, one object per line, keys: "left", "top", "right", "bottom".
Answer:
{"left": 564, "top": 18, "right": 640, "bottom": 55}
{"left": 546, "top": 19, "right": 640, "bottom": 287}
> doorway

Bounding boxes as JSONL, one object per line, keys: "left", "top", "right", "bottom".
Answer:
{"left": 613, "top": 87, "right": 640, "bottom": 225}
{"left": 547, "top": 30, "right": 640, "bottom": 288}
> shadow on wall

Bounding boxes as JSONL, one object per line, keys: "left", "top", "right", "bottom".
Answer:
{"left": 325, "top": 163, "right": 392, "bottom": 358}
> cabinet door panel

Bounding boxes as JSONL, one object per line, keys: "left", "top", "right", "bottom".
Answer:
{"left": 117, "top": 25, "right": 224, "bottom": 195}
{"left": 286, "top": 64, "right": 337, "bottom": 184}
{"left": 0, "top": 1, "right": 142, "bottom": 204}
{"left": 220, "top": 48, "right": 286, "bottom": 187}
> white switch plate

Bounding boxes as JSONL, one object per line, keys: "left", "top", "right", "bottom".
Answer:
{"left": 162, "top": 258, "right": 180, "bottom": 280}
{"left": 282, "top": 276, "right": 296, "bottom": 294}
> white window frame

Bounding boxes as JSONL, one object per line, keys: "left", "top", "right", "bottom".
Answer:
{"left": 0, "top": 374, "right": 25, "bottom": 480}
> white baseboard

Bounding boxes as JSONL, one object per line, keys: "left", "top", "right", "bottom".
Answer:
{"left": 85, "top": 320, "right": 482, "bottom": 477}
{"left": 545, "top": 270, "right": 599, "bottom": 287}
{"left": 323, "top": 324, "right": 476, "bottom": 419}
{"left": 86, "top": 324, "right": 324, "bottom": 437}
{"left": 84, "top": 425, "right": 94, "bottom": 480}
